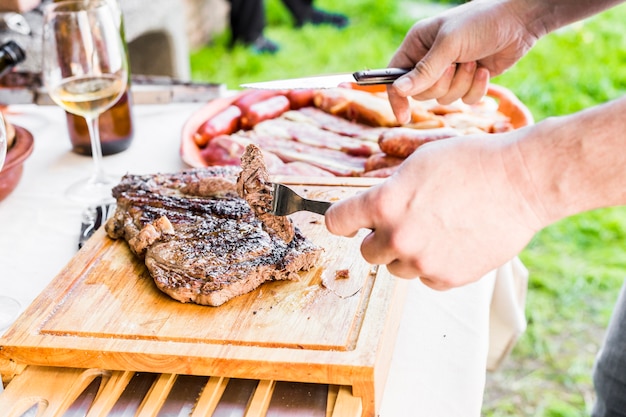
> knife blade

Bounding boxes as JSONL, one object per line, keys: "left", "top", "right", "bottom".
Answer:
{"left": 0, "top": 72, "right": 226, "bottom": 105}
{"left": 240, "top": 67, "right": 411, "bottom": 90}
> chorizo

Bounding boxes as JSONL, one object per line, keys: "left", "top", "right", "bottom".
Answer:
{"left": 361, "top": 166, "right": 398, "bottom": 178}
{"left": 233, "top": 89, "right": 285, "bottom": 113}
{"left": 378, "top": 127, "right": 460, "bottom": 158}
{"left": 241, "top": 95, "right": 291, "bottom": 129}
{"left": 193, "top": 105, "right": 242, "bottom": 147}
{"left": 285, "top": 89, "right": 315, "bottom": 109}
{"left": 364, "top": 152, "right": 404, "bottom": 172}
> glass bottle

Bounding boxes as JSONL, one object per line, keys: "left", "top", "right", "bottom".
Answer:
{"left": 56, "top": 0, "right": 134, "bottom": 156}
{"left": 0, "top": 40, "right": 26, "bottom": 78}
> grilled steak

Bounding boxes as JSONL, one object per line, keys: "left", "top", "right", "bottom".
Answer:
{"left": 237, "top": 144, "right": 295, "bottom": 243}
{"left": 104, "top": 166, "right": 321, "bottom": 306}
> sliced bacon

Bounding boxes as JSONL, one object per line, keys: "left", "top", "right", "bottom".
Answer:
{"left": 273, "top": 161, "right": 335, "bottom": 177}
{"left": 254, "top": 118, "right": 379, "bottom": 157}
{"left": 199, "top": 134, "right": 285, "bottom": 174}
{"left": 199, "top": 134, "right": 251, "bottom": 166}
{"left": 284, "top": 107, "right": 384, "bottom": 142}
{"left": 246, "top": 131, "right": 367, "bottom": 176}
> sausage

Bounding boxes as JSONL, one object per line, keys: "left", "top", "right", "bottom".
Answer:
{"left": 364, "top": 152, "right": 404, "bottom": 172}
{"left": 378, "top": 127, "right": 460, "bottom": 158}
{"left": 285, "top": 89, "right": 315, "bottom": 109}
{"left": 361, "top": 166, "right": 398, "bottom": 178}
{"left": 193, "top": 105, "right": 242, "bottom": 147}
{"left": 240, "top": 95, "right": 291, "bottom": 129}
{"left": 233, "top": 89, "right": 286, "bottom": 113}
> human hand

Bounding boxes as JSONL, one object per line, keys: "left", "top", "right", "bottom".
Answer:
{"left": 325, "top": 132, "right": 544, "bottom": 290}
{"left": 388, "top": 0, "right": 539, "bottom": 124}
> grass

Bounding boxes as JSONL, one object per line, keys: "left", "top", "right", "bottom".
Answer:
{"left": 189, "top": 1, "right": 626, "bottom": 415}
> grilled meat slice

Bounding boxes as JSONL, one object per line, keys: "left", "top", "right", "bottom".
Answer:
{"left": 104, "top": 166, "right": 321, "bottom": 306}
{"left": 237, "top": 144, "right": 295, "bottom": 243}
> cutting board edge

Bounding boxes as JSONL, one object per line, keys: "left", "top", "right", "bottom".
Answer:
{"left": 0, "top": 273, "right": 408, "bottom": 388}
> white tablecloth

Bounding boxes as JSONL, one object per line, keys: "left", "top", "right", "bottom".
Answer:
{"left": 0, "top": 103, "right": 528, "bottom": 416}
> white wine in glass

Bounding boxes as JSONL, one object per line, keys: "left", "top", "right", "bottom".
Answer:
{"left": 42, "top": 0, "right": 128, "bottom": 205}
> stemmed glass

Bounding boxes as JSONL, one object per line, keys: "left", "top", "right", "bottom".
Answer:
{"left": 42, "top": 0, "right": 128, "bottom": 205}
{"left": 0, "top": 112, "right": 22, "bottom": 331}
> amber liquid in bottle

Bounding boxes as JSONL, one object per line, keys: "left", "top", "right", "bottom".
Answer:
{"left": 58, "top": 0, "right": 134, "bottom": 156}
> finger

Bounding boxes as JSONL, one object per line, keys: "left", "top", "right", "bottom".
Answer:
{"left": 437, "top": 61, "right": 477, "bottom": 105}
{"left": 387, "top": 85, "right": 412, "bottom": 125}
{"left": 409, "top": 64, "right": 457, "bottom": 102}
{"left": 419, "top": 275, "right": 453, "bottom": 291}
{"left": 386, "top": 260, "right": 455, "bottom": 291}
{"left": 359, "top": 228, "right": 398, "bottom": 266}
{"left": 389, "top": 33, "right": 460, "bottom": 96}
{"left": 462, "top": 66, "right": 490, "bottom": 104}
{"left": 325, "top": 192, "right": 375, "bottom": 238}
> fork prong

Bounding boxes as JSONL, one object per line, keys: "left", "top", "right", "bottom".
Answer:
{"left": 271, "top": 183, "right": 332, "bottom": 216}
{"left": 271, "top": 182, "right": 303, "bottom": 216}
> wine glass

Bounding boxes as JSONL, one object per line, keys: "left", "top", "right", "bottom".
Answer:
{"left": 42, "top": 0, "right": 128, "bottom": 205}
{"left": 0, "top": 112, "right": 22, "bottom": 332}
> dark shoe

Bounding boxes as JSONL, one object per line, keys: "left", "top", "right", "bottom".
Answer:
{"left": 251, "top": 35, "right": 280, "bottom": 54}
{"left": 307, "top": 8, "right": 349, "bottom": 29}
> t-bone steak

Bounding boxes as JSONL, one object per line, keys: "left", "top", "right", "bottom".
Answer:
{"left": 104, "top": 166, "right": 322, "bottom": 306}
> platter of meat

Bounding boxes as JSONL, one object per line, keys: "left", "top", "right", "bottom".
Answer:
{"left": 180, "top": 83, "right": 534, "bottom": 177}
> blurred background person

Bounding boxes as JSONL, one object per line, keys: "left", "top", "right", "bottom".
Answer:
{"left": 228, "top": 0, "right": 348, "bottom": 54}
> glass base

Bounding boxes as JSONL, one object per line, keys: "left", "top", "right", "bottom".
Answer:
{"left": 0, "top": 295, "right": 21, "bottom": 331}
{"left": 65, "top": 173, "right": 118, "bottom": 206}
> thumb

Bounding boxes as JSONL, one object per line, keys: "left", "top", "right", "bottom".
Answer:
{"left": 325, "top": 192, "right": 375, "bottom": 238}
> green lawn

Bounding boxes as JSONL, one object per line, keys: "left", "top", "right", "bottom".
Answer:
{"left": 190, "top": 1, "right": 626, "bottom": 415}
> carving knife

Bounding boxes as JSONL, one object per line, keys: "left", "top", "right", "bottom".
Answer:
{"left": 240, "top": 67, "right": 411, "bottom": 90}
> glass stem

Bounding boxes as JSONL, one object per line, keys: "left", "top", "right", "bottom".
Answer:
{"left": 85, "top": 115, "right": 106, "bottom": 185}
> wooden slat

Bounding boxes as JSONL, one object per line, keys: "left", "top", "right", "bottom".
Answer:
{"left": 190, "top": 376, "right": 229, "bottom": 417}
{"left": 0, "top": 365, "right": 365, "bottom": 417}
{"left": 331, "top": 386, "right": 363, "bottom": 417}
{"left": 326, "top": 385, "right": 340, "bottom": 417}
{"left": 86, "top": 370, "right": 135, "bottom": 417}
{"left": 136, "top": 373, "right": 177, "bottom": 417}
{"left": 244, "top": 379, "right": 276, "bottom": 417}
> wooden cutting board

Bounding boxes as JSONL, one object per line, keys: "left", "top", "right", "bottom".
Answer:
{"left": 0, "top": 177, "right": 408, "bottom": 417}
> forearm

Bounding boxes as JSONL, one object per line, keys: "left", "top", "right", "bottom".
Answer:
{"left": 510, "top": 95, "right": 626, "bottom": 226}
{"left": 507, "top": 0, "right": 626, "bottom": 38}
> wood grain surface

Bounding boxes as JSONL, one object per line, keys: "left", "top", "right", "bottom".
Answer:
{"left": 0, "top": 178, "right": 408, "bottom": 417}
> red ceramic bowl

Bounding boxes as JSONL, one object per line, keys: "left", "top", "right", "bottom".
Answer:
{"left": 0, "top": 125, "right": 34, "bottom": 202}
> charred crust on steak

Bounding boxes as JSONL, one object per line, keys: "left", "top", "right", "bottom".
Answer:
{"left": 104, "top": 166, "right": 321, "bottom": 306}
{"left": 237, "top": 144, "right": 295, "bottom": 243}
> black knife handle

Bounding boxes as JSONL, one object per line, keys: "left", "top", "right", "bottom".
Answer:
{"left": 352, "top": 68, "right": 411, "bottom": 85}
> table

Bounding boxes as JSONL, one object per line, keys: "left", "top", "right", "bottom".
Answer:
{"left": 0, "top": 102, "right": 528, "bottom": 416}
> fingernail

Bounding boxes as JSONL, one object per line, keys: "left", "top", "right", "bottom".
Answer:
{"left": 394, "top": 76, "right": 412, "bottom": 93}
